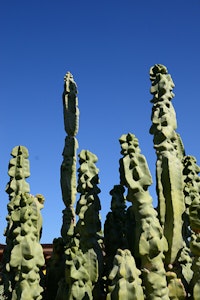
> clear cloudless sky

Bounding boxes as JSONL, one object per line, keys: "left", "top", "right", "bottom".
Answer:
{"left": 1, "top": 1, "right": 200, "bottom": 243}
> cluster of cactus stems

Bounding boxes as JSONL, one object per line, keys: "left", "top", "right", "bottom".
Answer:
{"left": 1, "top": 64, "right": 200, "bottom": 299}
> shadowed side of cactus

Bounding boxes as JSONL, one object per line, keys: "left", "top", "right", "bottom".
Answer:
{"left": 104, "top": 186, "right": 144, "bottom": 299}
{"left": 149, "top": 64, "right": 185, "bottom": 266}
{"left": 119, "top": 133, "right": 169, "bottom": 300}
{"left": 45, "top": 237, "right": 65, "bottom": 300}
{"left": 104, "top": 185, "right": 128, "bottom": 277}
{"left": 3, "top": 146, "right": 45, "bottom": 300}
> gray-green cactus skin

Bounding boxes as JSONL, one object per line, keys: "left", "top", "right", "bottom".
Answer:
{"left": 2, "top": 65, "right": 200, "bottom": 300}
{"left": 47, "top": 72, "right": 80, "bottom": 300}
{"left": 119, "top": 133, "right": 169, "bottom": 300}
{"left": 64, "top": 244, "right": 93, "bottom": 300}
{"left": 75, "top": 150, "right": 103, "bottom": 299}
{"left": 149, "top": 64, "right": 186, "bottom": 266}
{"left": 182, "top": 156, "right": 200, "bottom": 299}
{"left": 56, "top": 150, "right": 103, "bottom": 300}
{"left": 76, "top": 150, "right": 102, "bottom": 247}
{"left": 3, "top": 146, "right": 45, "bottom": 300}
{"left": 106, "top": 249, "right": 144, "bottom": 300}
{"left": 104, "top": 187, "right": 145, "bottom": 299}
{"left": 60, "top": 72, "right": 79, "bottom": 244}
{"left": 58, "top": 74, "right": 103, "bottom": 300}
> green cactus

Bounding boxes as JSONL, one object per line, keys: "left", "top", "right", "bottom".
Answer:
{"left": 119, "top": 133, "right": 169, "bottom": 299}
{"left": 3, "top": 146, "right": 45, "bottom": 300}
{"left": 60, "top": 72, "right": 79, "bottom": 244}
{"left": 182, "top": 155, "right": 200, "bottom": 299}
{"left": 149, "top": 64, "right": 186, "bottom": 266}
{"left": 55, "top": 150, "right": 103, "bottom": 300}
{"left": 2, "top": 65, "right": 200, "bottom": 300}
{"left": 46, "top": 72, "right": 80, "bottom": 299}
{"left": 75, "top": 150, "right": 103, "bottom": 299}
{"left": 76, "top": 150, "right": 102, "bottom": 247}
{"left": 106, "top": 249, "right": 144, "bottom": 300}
{"left": 64, "top": 244, "right": 96, "bottom": 300}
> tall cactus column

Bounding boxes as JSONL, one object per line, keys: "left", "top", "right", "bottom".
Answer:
{"left": 119, "top": 133, "right": 169, "bottom": 300}
{"left": 104, "top": 185, "right": 145, "bottom": 300}
{"left": 65, "top": 150, "right": 103, "bottom": 300}
{"left": 149, "top": 64, "right": 185, "bottom": 266}
{"left": 76, "top": 150, "right": 102, "bottom": 251}
{"left": 60, "top": 72, "right": 79, "bottom": 244}
{"left": 3, "top": 146, "right": 31, "bottom": 299}
{"left": 3, "top": 146, "right": 45, "bottom": 300}
{"left": 183, "top": 156, "right": 200, "bottom": 299}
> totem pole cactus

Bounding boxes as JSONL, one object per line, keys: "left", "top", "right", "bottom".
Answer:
{"left": 2, "top": 64, "right": 200, "bottom": 300}
{"left": 50, "top": 73, "right": 103, "bottom": 300}
{"left": 58, "top": 150, "right": 103, "bottom": 300}
{"left": 149, "top": 64, "right": 186, "bottom": 266}
{"left": 60, "top": 72, "right": 79, "bottom": 244}
{"left": 76, "top": 150, "right": 103, "bottom": 298}
{"left": 76, "top": 150, "right": 102, "bottom": 247}
{"left": 106, "top": 249, "right": 144, "bottom": 300}
{"left": 3, "top": 146, "right": 45, "bottom": 300}
{"left": 119, "top": 133, "right": 169, "bottom": 299}
{"left": 149, "top": 65, "right": 195, "bottom": 298}
{"left": 183, "top": 156, "right": 200, "bottom": 299}
{"left": 47, "top": 72, "right": 80, "bottom": 300}
{"left": 54, "top": 65, "right": 200, "bottom": 299}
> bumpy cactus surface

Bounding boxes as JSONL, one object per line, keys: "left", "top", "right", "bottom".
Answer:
{"left": 119, "top": 133, "right": 169, "bottom": 299}
{"left": 2, "top": 65, "right": 200, "bottom": 300}
{"left": 2, "top": 146, "right": 45, "bottom": 300}
{"left": 60, "top": 72, "right": 79, "bottom": 244}
{"left": 106, "top": 249, "right": 144, "bottom": 300}
{"left": 149, "top": 64, "right": 186, "bottom": 266}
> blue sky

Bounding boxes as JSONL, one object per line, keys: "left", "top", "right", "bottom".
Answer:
{"left": 1, "top": 1, "right": 200, "bottom": 243}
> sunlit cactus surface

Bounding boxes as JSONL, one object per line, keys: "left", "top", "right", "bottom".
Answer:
{"left": 1, "top": 65, "right": 200, "bottom": 300}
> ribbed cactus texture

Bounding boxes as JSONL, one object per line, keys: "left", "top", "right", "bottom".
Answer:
{"left": 1, "top": 65, "right": 200, "bottom": 300}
